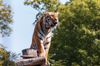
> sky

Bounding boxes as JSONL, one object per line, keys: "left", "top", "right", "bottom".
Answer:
{"left": 0, "top": 0, "right": 68, "bottom": 54}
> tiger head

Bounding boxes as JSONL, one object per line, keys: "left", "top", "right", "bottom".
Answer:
{"left": 43, "top": 12, "right": 59, "bottom": 29}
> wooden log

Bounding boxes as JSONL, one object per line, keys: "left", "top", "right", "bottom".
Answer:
{"left": 22, "top": 48, "right": 37, "bottom": 58}
{"left": 16, "top": 57, "right": 45, "bottom": 66}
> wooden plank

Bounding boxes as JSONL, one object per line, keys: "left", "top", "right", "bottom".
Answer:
{"left": 16, "top": 57, "right": 45, "bottom": 66}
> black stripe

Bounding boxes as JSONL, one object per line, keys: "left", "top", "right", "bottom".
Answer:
{"left": 41, "top": 24, "right": 45, "bottom": 34}
{"left": 39, "top": 31, "right": 44, "bottom": 37}
{"left": 40, "top": 23, "right": 47, "bottom": 36}
{"left": 39, "top": 36, "right": 43, "bottom": 40}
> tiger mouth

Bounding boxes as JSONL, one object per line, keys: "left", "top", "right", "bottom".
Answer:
{"left": 51, "top": 22, "right": 57, "bottom": 27}
{"left": 51, "top": 24, "right": 55, "bottom": 27}
{"left": 45, "top": 22, "right": 57, "bottom": 29}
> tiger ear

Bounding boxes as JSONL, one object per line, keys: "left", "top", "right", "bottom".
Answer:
{"left": 44, "top": 12, "right": 49, "bottom": 16}
{"left": 55, "top": 12, "right": 59, "bottom": 17}
{"left": 56, "top": 12, "right": 59, "bottom": 15}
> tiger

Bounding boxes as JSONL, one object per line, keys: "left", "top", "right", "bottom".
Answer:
{"left": 30, "top": 12, "right": 59, "bottom": 66}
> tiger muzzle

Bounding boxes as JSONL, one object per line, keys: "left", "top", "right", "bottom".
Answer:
{"left": 51, "top": 23, "right": 57, "bottom": 27}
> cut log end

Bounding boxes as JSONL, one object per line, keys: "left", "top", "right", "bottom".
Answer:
{"left": 22, "top": 48, "right": 38, "bottom": 58}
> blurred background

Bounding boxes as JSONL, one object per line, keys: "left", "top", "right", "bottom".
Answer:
{"left": 0, "top": 0, "right": 100, "bottom": 66}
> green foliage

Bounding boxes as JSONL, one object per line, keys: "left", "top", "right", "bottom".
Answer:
{"left": 51, "top": 0, "right": 100, "bottom": 66}
{"left": 0, "top": 44, "right": 17, "bottom": 66}
{"left": 25, "top": 0, "right": 100, "bottom": 66}
{"left": 24, "top": 0, "right": 59, "bottom": 11}
{"left": 0, "top": 0, "right": 13, "bottom": 37}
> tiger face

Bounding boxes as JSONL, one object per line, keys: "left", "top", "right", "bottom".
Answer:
{"left": 43, "top": 12, "right": 59, "bottom": 29}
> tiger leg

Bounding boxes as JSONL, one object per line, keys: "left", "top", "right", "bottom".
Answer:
{"left": 45, "top": 42, "right": 51, "bottom": 65}
{"left": 37, "top": 40, "right": 45, "bottom": 57}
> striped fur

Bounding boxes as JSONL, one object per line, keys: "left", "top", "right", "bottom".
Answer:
{"left": 30, "top": 12, "right": 59, "bottom": 65}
